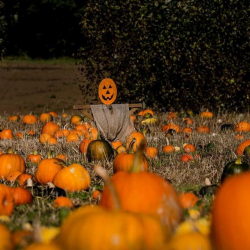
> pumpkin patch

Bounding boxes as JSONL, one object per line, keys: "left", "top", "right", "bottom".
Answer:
{"left": 0, "top": 108, "right": 249, "bottom": 249}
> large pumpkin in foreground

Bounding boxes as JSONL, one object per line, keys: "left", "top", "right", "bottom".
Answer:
{"left": 211, "top": 171, "right": 250, "bottom": 250}
{"left": 56, "top": 205, "right": 170, "bottom": 250}
{"left": 99, "top": 171, "right": 183, "bottom": 232}
{"left": 0, "top": 223, "right": 13, "bottom": 250}
{"left": 0, "top": 154, "right": 26, "bottom": 180}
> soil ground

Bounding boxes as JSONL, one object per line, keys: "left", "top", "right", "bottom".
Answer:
{"left": 0, "top": 60, "right": 89, "bottom": 115}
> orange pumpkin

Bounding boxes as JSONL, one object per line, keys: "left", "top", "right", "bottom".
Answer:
{"left": 10, "top": 187, "right": 33, "bottom": 206}
{"left": 0, "top": 153, "right": 26, "bottom": 180}
{"left": 178, "top": 192, "right": 199, "bottom": 209}
{"left": 183, "top": 143, "right": 196, "bottom": 153}
{"left": 22, "top": 114, "right": 38, "bottom": 124}
{"left": 0, "top": 184, "right": 14, "bottom": 216}
{"left": 39, "top": 133, "right": 52, "bottom": 144}
{"left": 16, "top": 173, "right": 32, "bottom": 187}
{"left": 53, "top": 164, "right": 91, "bottom": 192}
{"left": 113, "top": 151, "right": 148, "bottom": 173}
{"left": 98, "top": 78, "right": 117, "bottom": 105}
{"left": 145, "top": 147, "right": 158, "bottom": 159}
{"left": 26, "top": 151, "right": 42, "bottom": 163}
{"left": 196, "top": 126, "right": 210, "bottom": 134}
{"left": 66, "top": 133, "right": 79, "bottom": 143}
{"left": 111, "top": 140, "right": 123, "bottom": 150}
{"left": 183, "top": 117, "right": 194, "bottom": 126}
{"left": 162, "top": 123, "right": 180, "bottom": 133}
{"left": 53, "top": 196, "right": 74, "bottom": 208}
{"left": 41, "top": 122, "right": 60, "bottom": 136}
{"left": 100, "top": 170, "right": 183, "bottom": 233}
{"left": 35, "top": 158, "right": 64, "bottom": 185}
{"left": 79, "top": 139, "right": 93, "bottom": 155}
{"left": 167, "top": 112, "right": 178, "bottom": 120}
{"left": 181, "top": 154, "right": 194, "bottom": 162}
{"left": 234, "top": 121, "right": 250, "bottom": 132}
{"left": 125, "top": 131, "right": 147, "bottom": 152}
{"left": 0, "top": 223, "right": 13, "bottom": 250}
{"left": 70, "top": 115, "right": 83, "bottom": 125}
{"left": 8, "top": 114, "right": 20, "bottom": 122}
{"left": 92, "top": 190, "right": 102, "bottom": 200}
{"left": 162, "top": 145, "right": 175, "bottom": 154}
{"left": 0, "top": 129, "right": 13, "bottom": 140}
{"left": 39, "top": 113, "right": 52, "bottom": 123}
{"left": 182, "top": 127, "right": 193, "bottom": 134}
{"left": 211, "top": 171, "right": 250, "bottom": 249}
{"left": 236, "top": 139, "right": 250, "bottom": 155}
{"left": 200, "top": 111, "right": 214, "bottom": 119}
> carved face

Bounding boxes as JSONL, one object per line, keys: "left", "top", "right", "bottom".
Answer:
{"left": 98, "top": 78, "right": 117, "bottom": 105}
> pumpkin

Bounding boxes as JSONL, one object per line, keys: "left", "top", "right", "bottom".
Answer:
{"left": 0, "top": 129, "right": 13, "bottom": 140}
{"left": 0, "top": 223, "right": 13, "bottom": 250}
{"left": 167, "top": 231, "right": 212, "bottom": 250}
{"left": 142, "top": 109, "right": 154, "bottom": 118}
{"left": 183, "top": 117, "right": 194, "bottom": 126}
{"left": 39, "top": 133, "right": 52, "bottom": 144}
{"left": 92, "top": 190, "right": 102, "bottom": 200}
{"left": 53, "top": 164, "right": 91, "bottom": 192}
{"left": 24, "top": 242, "right": 61, "bottom": 250}
{"left": 6, "top": 171, "right": 22, "bottom": 182}
{"left": 11, "top": 229, "right": 33, "bottom": 249}
{"left": 200, "top": 111, "right": 214, "bottom": 119}
{"left": 70, "top": 115, "right": 83, "bottom": 125}
{"left": 55, "top": 154, "right": 68, "bottom": 161}
{"left": 56, "top": 205, "right": 170, "bottom": 250}
{"left": 162, "top": 145, "right": 175, "bottom": 154}
{"left": 183, "top": 143, "right": 196, "bottom": 153}
{"left": 0, "top": 153, "right": 26, "bottom": 180}
{"left": 235, "top": 133, "right": 244, "bottom": 140}
{"left": 211, "top": 171, "right": 250, "bottom": 250}
{"left": 220, "top": 157, "right": 250, "bottom": 183}
{"left": 53, "top": 196, "right": 74, "bottom": 208}
{"left": 10, "top": 187, "right": 33, "bottom": 206}
{"left": 88, "top": 127, "right": 98, "bottom": 140}
{"left": 98, "top": 78, "right": 117, "bottom": 105}
{"left": 66, "top": 133, "right": 79, "bottom": 143}
{"left": 42, "top": 122, "right": 60, "bottom": 136}
{"left": 49, "top": 111, "right": 58, "bottom": 117}
{"left": 178, "top": 192, "right": 199, "bottom": 209}
{"left": 111, "top": 140, "right": 123, "bottom": 150}
{"left": 196, "top": 126, "right": 210, "bottom": 134}
{"left": 125, "top": 131, "right": 147, "bottom": 152}
{"left": 0, "top": 184, "right": 14, "bottom": 216}
{"left": 86, "top": 139, "right": 114, "bottom": 162}
{"left": 236, "top": 139, "right": 250, "bottom": 155}
{"left": 8, "top": 114, "right": 20, "bottom": 122}
{"left": 39, "top": 113, "right": 52, "bottom": 123}
{"left": 22, "top": 114, "right": 38, "bottom": 124}
{"left": 79, "top": 138, "right": 93, "bottom": 155}
{"left": 167, "top": 112, "right": 178, "bottom": 120}
{"left": 181, "top": 154, "right": 194, "bottom": 162}
{"left": 113, "top": 151, "right": 148, "bottom": 173}
{"left": 16, "top": 173, "right": 33, "bottom": 187}
{"left": 145, "top": 146, "right": 158, "bottom": 159}
{"left": 162, "top": 123, "right": 180, "bottom": 133}
{"left": 15, "top": 132, "right": 23, "bottom": 138}
{"left": 35, "top": 158, "right": 64, "bottom": 185}
{"left": 234, "top": 121, "right": 250, "bottom": 132}
{"left": 100, "top": 148, "right": 182, "bottom": 233}
{"left": 182, "top": 127, "right": 193, "bottom": 134}
{"left": 26, "top": 151, "right": 42, "bottom": 163}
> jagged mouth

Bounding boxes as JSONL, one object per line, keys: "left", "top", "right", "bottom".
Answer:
{"left": 102, "top": 94, "right": 114, "bottom": 100}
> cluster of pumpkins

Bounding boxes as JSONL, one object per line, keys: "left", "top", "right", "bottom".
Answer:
{"left": 1, "top": 109, "right": 250, "bottom": 249}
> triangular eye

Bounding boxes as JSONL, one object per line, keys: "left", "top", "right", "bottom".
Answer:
{"left": 103, "top": 85, "right": 107, "bottom": 89}
{"left": 108, "top": 85, "right": 112, "bottom": 88}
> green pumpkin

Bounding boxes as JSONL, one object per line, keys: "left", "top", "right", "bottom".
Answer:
{"left": 221, "top": 157, "right": 250, "bottom": 183}
{"left": 86, "top": 139, "right": 114, "bottom": 162}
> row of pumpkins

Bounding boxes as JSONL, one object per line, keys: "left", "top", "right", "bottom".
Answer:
{"left": 1, "top": 109, "right": 250, "bottom": 249}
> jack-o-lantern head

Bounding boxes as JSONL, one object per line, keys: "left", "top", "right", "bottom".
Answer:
{"left": 98, "top": 78, "right": 117, "bottom": 105}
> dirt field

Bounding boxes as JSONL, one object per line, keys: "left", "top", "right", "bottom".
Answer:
{"left": 0, "top": 61, "right": 90, "bottom": 115}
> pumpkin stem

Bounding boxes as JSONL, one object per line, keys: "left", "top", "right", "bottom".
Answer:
{"left": 235, "top": 156, "right": 243, "bottom": 165}
{"left": 131, "top": 141, "right": 146, "bottom": 173}
{"left": 94, "top": 165, "right": 121, "bottom": 210}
